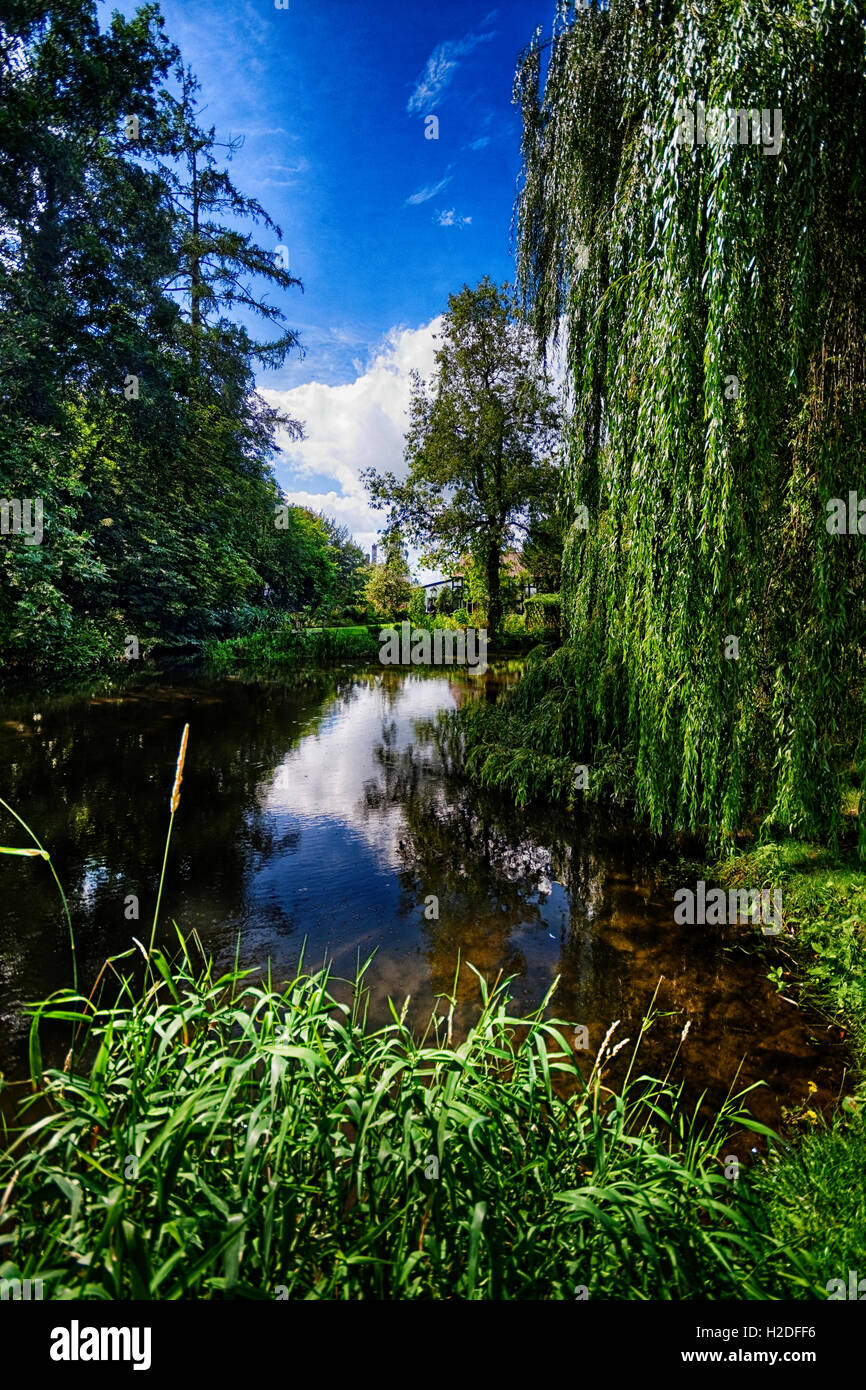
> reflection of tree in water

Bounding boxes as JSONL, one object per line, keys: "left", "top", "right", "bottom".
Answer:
{"left": 359, "top": 716, "right": 846, "bottom": 1149}
{"left": 0, "top": 667, "right": 368, "bottom": 1021}
{"left": 1, "top": 663, "right": 847, "bottom": 1140}
{"left": 365, "top": 721, "right": 577, "bottom": 1006}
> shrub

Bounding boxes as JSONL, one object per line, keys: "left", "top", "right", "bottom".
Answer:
{"left": 524, "top": 593, "right": 560, "bottom": 636}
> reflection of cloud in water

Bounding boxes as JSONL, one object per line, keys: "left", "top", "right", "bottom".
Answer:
{"left": 258, "top": 674, "right": 458, "bottom": 870}
{"left": 0, "top": 662, "right": 849, "bottom": 1148}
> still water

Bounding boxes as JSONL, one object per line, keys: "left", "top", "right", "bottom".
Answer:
{"left": 0, "top": 660, "right": 847, "bottom": 1136}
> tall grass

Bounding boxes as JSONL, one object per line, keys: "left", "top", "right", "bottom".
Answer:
{"left": 204, "top": 624, "right": 377, "bottom": 669}
{"left": 0, "top": 795, "right": 77, "bottom": 999}
{"left": 0, "top": 944, "right": 832, "bottom": 1300}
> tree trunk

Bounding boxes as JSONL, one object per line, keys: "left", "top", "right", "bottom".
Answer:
{"left": 485, "top": 544, "right": 502, "bottom": 645}
{"left": 190, "top": 144, "right": 201, "bottom": 389}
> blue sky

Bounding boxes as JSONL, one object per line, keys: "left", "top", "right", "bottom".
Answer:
{"left": 100, "top": 0, "right": 556, "bottom": 561}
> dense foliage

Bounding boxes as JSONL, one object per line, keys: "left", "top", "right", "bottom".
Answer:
{"left": 0, "top": 2, "right": 360, "bottom": 680}
{"left": 204, "top": 623, "right": 378, "bottom": 669}
{"left": 508, "top": 0, "right": 866, "bottom": 853}
{"left": 363, "top": 278, "right": 560, "bottom": 642}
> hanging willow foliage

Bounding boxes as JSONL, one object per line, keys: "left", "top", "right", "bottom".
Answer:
{"left": 509, "top": 0, "right": 866, "bottom": 854}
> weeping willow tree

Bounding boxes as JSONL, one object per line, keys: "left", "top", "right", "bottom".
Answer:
{"left": 504, "top": 0, "right": 866, "bottom": 854}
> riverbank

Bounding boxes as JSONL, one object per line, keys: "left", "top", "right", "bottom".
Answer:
{"left": 451, "top": 671, "right": 866, "bottom": 1286}
{"left": 1, "top": 941, "right": 862, "bottom": 1301}
{"left": 203, "top": 623, "right": 379, "bottom": 668}
{"left": 203, "top": 621, "right": 538, "bottom": 672}
{"left": 455, "top": 660, "right": 866, "bottom": 1057}
{"left": 699, "top": 841, "right": 866, "bottom": 1061}
{"left": 695, "top": 841, "right": 866, "bottom": 1281}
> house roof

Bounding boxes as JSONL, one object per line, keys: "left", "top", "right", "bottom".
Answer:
{"left": 451, "top": 548, "right": 529, "bottom": 578}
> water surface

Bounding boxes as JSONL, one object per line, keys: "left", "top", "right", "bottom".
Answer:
{"left": 0, "top": 661, "right": 846, "bottom": 1142}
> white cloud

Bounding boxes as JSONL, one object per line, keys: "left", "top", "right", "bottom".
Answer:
{"left": 407, "top": 22, "right": 497, "bottom": 114}
{"left": 249, "top": 155, "right": 310, "bottom": 190}
{"left": 405, "top": 176, "right": 452, "bottom": 206}
{"left": 240, "top": 127, "right": 296, "bottom": 139}
{"left": 260, "top": 319, "right": 443, "bottom": 561}
{"left": 266, "top": 159, "right": 310, "bottom": 176}
{"left": 435, "top": 208, "right": 472, "bottom": 227}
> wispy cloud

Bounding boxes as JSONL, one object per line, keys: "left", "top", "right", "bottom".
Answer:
{"left": 267, "top": 160, "right": 310, "bottom": 176}
{"left": 407, "top": 18, "right": 497, "bottom": 114}
{"left": 405, "top": 175, "right": 452, "bottom": 206}
{"left": 467, "top": 110, "right": 496, "bottom": 151}
{"left": 247, "top": 155, "right": 310, "bottom": 190}
{"left": 435, "top": 208, "right": 472, "bottom": 227}
{"left": 239, "top": 127, "right": 296, "bottom": 139}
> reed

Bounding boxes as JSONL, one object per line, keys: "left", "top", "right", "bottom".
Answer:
{"left": 148, "top": 722, "right": 189, "bottom": 969}
{"left": 0, "top": 943, "right": 833, "bottom": 1300}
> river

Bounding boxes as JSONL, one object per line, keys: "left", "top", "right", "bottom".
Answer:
{"left": 0, "top": 658, "right": 847, "bottom": 1141}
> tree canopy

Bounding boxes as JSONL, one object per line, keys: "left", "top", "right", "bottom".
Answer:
{"left": 364, "top": 528, "right": 413, "bottom": 620}
{"left": 0, "top": 1, "right": 365, "bottom": 679}
{"left": 511, "top": 0, "right": 866, "bottom": 854}
{"left": 362, "top": 278, "right": 560, "bottom": 642}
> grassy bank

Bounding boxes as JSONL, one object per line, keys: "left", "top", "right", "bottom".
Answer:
{"left": 2, "top": 940, "right": 859, "bottom": 1301}
{"left": 693, "top": 841, "right": 866, "bottom": 1278}
{"left": 204, "top": 623, "right": 379, "bottom": 669}
{"left": 204, "top": 620, "right": 538, "bottom": 672}
{"left": 703, "top": 840, "right": 866, "bottom": 1060}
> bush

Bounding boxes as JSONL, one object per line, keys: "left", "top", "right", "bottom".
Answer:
{"left": 203, "top": 622, "right": 377, "bottom": 668}
{"left": 524, "top": 593, "right": 560, "bottom": 636}
{"left": 336, "top": 603, "right": 372, "bottom": 626}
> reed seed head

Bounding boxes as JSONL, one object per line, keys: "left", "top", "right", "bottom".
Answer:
{"left": 170, "top": 723, "right": 190, "bottom": 815}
